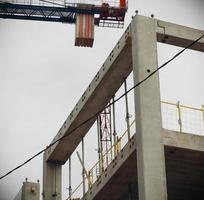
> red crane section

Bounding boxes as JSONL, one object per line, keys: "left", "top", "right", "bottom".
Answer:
{"left": 120, "top": 0, "right": 126, "bottom": 8}
{"left": 0, "top": 0, "right": 128, "bottom": 47}
{"left": 75, "top": 0, "right": 128, "bottom": 47}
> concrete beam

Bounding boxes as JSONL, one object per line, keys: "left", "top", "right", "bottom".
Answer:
{"left": 163, "top": 129, "right": 204, "bottom": 152}
{"left": 156, "top": 20, "right": 204, "bottom": 52}
{"left": 132, "top": 15, "right": 167, "bottom": 200}
{"left": 46, "top": 25, "right": 132, "bottom": 163}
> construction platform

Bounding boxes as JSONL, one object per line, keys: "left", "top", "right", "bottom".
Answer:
{"left": 81, "top": 129, "right": 204, "bottom": 200}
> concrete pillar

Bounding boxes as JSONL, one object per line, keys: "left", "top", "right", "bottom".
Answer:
{"left": 43, "top": 151, "right": 62, "bottom": 200}
{"left": 131, "top": 15, "right": 167, "bottom": 200}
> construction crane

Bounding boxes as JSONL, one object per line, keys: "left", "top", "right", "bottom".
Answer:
{"left": 0, "top": 0, "right": 128, "bottom": 47}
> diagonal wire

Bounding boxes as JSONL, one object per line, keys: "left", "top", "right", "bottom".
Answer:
{"left": 0, "top": 33, "right": 204, "bottom": 180}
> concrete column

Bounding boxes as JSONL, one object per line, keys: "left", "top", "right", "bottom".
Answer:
{"left": 43, "top": 151, "right": 62, "bottom": 200}
{"left": 131, "top": 15, "right": 167, "bottom": 200}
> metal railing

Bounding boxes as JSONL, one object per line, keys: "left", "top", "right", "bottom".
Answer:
{"left": 2, "top": 0, "right": 74, "bottom": 7}
{"left": 66, "top": 119, "right": 135, "bottom": 200}
{"left": 66, "top": 101, "right": 204, "bottom": 200}
{"left": 161, "top": 101, "right": 204, "bottom": 135}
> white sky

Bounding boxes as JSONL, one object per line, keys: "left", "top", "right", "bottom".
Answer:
{"left": 0, "top": 0, "right": 204, "bottom": 199}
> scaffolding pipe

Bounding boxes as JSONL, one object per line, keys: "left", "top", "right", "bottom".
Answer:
{"left": 124, "top": 78, "right": 131, "bottom": 141}
{"left": 112, "top": 96, "right": 117, "bottom": 157}
{"left": 177, "top": 101, "right": 183, "bottom": 132}
{"left": 97, "top": 117, "right": 102, "bottom": 175}
{"left": 82, "top": 137, "right": 85, "bottom": 196}
{"left": 68, "top": 157, "right": 72, "bottom": 200}
{"left": 76, "top": 151, "right": 92, "bottom": 188}
{"left": 104, "top": 112, "right": 109, "bottom": 166}
{"left": 109, "top": 105, "right": 113, "bottom": 161}
{"left": 99, "top": 117, "right": 104, "bottom": 172}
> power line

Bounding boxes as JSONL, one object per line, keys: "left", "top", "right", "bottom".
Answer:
{"left": 0, "top": 33, "right": 204, "bottom": 180}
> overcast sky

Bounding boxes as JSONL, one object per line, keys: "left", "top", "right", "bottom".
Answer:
{"left": 0, "top": 0, "right": 204, "bottom": 199}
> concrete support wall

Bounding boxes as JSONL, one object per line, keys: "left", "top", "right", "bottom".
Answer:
{"left": 43, "top": 151, "right": 62, "bottom": 200}
{"left": 131, "top": 15, "right": 167, "bottom": 200}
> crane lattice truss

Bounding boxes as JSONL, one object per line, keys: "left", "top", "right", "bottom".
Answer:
{"left": 97, "top": 106, "right": 112, "bottom": 173}
{"left": 0, "top": 0, "right": 127, "bottom": 27}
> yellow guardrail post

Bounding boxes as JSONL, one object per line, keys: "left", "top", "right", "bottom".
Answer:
{"left": 114, "top": 142, "right": 117, "bottom": 157}
{"left": 177, "top": 101, "right": 182, "bottom": 132}
{"left": 116, "top": 136, "right": 121, "bottom": 154}
{"left": 88, "top": 170, "right": 93, "bottom": 189}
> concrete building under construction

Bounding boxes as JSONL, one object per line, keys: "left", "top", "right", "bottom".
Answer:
{"left": 9, "top": 10, "right": 204, "bottom": 200}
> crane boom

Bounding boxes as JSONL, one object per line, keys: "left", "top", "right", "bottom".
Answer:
{"left": 0, "top": 0, "right": 127, "bottom": 27}
{"left": 0, "top": 0, "right": 128, "bottom": 46}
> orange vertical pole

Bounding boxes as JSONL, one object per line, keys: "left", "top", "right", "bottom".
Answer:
{"left": 120, "top": 0, "right": 126, "bottom": 8}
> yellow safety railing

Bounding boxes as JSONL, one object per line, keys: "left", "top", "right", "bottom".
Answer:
{"left": 161, "top": 101, "right": 204, "bottom": 135}
{"left": 67, "top": 120, "right": 135, "bottom": 200}
{"left": 67, "top": 101, "right": 204, "bottom": 200}
{"left": 88, "top": 119, "right": 135, "bottom": 178}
